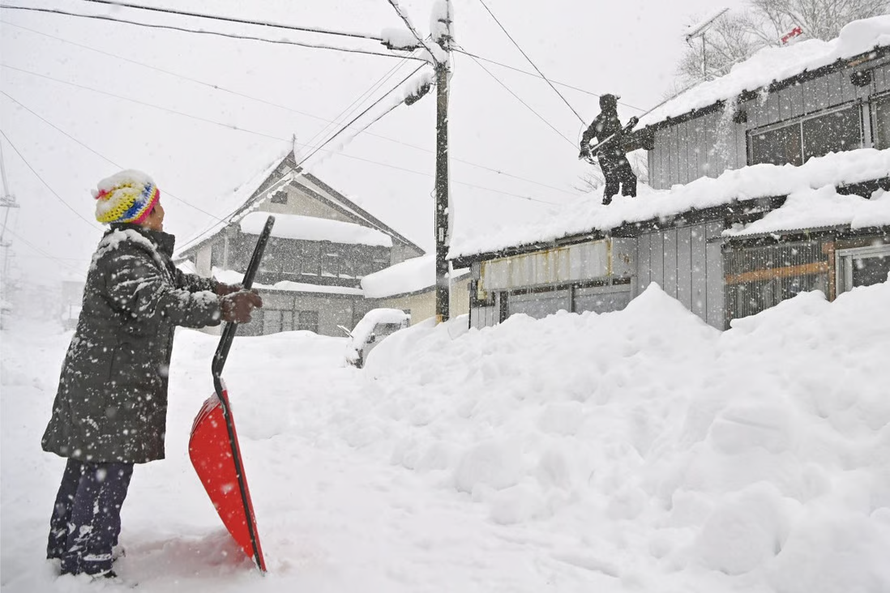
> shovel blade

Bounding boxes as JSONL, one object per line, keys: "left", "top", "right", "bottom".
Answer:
{"left": 189, "top": 390, "right": 267, "bottom": 572}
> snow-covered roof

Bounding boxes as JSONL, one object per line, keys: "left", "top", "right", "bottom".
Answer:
{"left": 240, "top": 211, "right": 393, "bottom": 247}
{"left": 449, "top": 148, "right": 890, "bottom": 260}
{"left": 213, "top": 267, "right": 363, "bottom": 296}
{"left": 361, "top": 254, "right": 470, "bottom": 299}
{"left": 640, "top": 16, "right": 890, "bottom": 128}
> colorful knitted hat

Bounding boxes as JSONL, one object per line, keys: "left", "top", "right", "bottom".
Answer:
{"left": 93, "top": 170, "right": 160, "bottom": 225}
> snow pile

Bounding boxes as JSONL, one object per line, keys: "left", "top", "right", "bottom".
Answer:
{"left": 641, "top": 15, "right": 890, "bottom": 127}
{"left": 359, "top": 282, "right": 890, "bottom": 590}
{"left": 449, "top": 148, "right": 890, "bottom": 259}
{"left": 240, "top": 211, "right": 392, "bottom": 247}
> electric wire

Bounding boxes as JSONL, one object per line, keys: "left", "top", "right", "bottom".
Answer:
{"left": 0, "top": 129, "right": 101, "bottom": 230}
{"left": 303, "top": 57, "right": 413, "bottom": 158}
{"left": 2, "top": 20, "right": 580, "bottom": 198}
{"left": 0, "top": 4, "right": 422, "bottom": 62}
{"left": 78, "top": 0, "right": 388, "bottom": 42}
{"left": 0, "top": 90, "right": 229, "bottom": 223}
{"left": 452, "top": 47, "right": 645, "bottom": 113}
{"left": 2, "top": 227, "right": 88, "bottom": 277}
{"left": 460, "top": 53, "right": 576, "bottom": 148}
{"left": 298, "top": 64, "right": 427, "bottom": 167}
{"left": 477, "top": 0, "right": 585, "bottom": 124}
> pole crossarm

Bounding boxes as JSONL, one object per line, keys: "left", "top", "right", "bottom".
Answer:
{"left": 385, "top": 0, "right": 443, "bottom": 64}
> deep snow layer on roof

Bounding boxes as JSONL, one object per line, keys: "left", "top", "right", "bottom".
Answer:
{"left": 449, "top": 148, "right": 890, "bottom": 260}
{"left": 213, "top": 267, "right": 363, "bottom": 295}
{"left": 361, "top": 254, "right": 470, "bottom": 299}
{"left": 639, "top": 16, "right": 890, "bottom": 128}
{"left": 240, "top": 211, "right": 392, "bottom": 247}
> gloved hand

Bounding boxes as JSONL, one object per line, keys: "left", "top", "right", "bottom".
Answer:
{"left": 219, "top": 290, "right": 263, "bottom": 323}
{"left": 214, "top": 282, "right": 243, "bottom": 296}
{"left": 628, "top": 116, "right": 639, "bottom": 128}
{"left": 578, "top": 148, "right": 590, "bottom": 159}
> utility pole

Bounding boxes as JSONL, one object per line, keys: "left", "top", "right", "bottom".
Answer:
{"left": 433, "top": 0, "right": 453, "bottom": 323}
{"left": 0, "top": 140, "right": 19, "bottom": 284}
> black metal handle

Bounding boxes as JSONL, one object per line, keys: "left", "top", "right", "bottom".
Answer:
{"left": 212, "top": 216, "right": 275, "bottom": 384}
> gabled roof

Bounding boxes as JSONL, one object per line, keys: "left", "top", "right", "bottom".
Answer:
{"left": 637, "top": 15, "right": 890, "bottom": 131}
{"left": 176, "top": 151, "right": 423, "bottom": 257}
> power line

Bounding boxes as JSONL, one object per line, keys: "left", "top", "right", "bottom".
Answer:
{"left": 303, "top": 57, "right": 413, "bottom": 157}
{"left": 0, "top": 4, "right": 423, "bottom": 62}
{"left": 78, "top": 0, "right": 388, "bottom": 43}
{"left": 462, "top": 53, "right": 577, "bottom": 148}
{"left": 2, "top": 20, "right": 579, "bottom": 199}
{"left": 0, "top": 129, "right": 101, "bottom": 231}
{"left": 2, "top": 63, "right": 295, "bottom": 143}
{"left": 0, "top": 90, "right": 229, "bottom": 223}
{"left": 452, "top": 47, "right": 645, "bottom": 113}
{"left": 2, "top": 227, "right": 88, "bottom": 277}
{"left": 299, "top": 64, "right": 427, "bottom": 166}
{"left": 477, "top": 0, "right": 585, "bottom": 124}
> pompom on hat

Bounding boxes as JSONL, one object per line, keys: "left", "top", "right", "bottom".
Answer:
{"left": 93, "top": 170, "right": 160, "bottom": 225}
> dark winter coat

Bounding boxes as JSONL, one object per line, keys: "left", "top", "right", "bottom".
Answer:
{"left": 42, "top": 224, "right": 222, "bottom": 464}
{"left": 581, "top": 108, "right": 627, "bottom": 161}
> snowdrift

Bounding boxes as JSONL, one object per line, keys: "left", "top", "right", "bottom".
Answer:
{"left": 360, "top": 282, "right": 890, "bottom": 591}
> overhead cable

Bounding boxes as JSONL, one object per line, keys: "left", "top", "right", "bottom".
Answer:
{"left": 0, "top": 4, "right": 422, "bottom": 62}
{"left": 477, "top": 0, "right": 586, "bottom": 124}
{"left": 461, "top": 54, "right": 577, "bottom": 148}
{"left": 78, "top": 0, "right": 387, "bottom": 42}
{"left": 0, "top": 129, "right": 101, "bottom": 230}
{"left": 3, "top": 19, "right": 579, "bottom": 198}
{"left": 453, "top": 47, "right": 645, "bottom": 113}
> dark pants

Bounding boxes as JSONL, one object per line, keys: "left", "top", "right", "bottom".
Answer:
{"left": 47, "top": 459, "right": 133, "bottom": 576}
{"left": 600, "top": 155, "right": 637, "bottom": 204}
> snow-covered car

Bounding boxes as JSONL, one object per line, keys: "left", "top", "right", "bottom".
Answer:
{"left": 340, "top": 308, "right": 410, "bottom": 369}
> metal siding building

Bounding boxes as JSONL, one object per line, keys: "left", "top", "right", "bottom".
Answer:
{"left": 460, "top": 38, "right": 890, "bottom": 333}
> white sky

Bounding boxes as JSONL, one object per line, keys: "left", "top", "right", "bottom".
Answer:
{"left": 0, "top": 0, "right": 744, "bottom": 284}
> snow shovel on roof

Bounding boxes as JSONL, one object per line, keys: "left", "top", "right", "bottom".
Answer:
{"left": 189, "top": 215, "right": 275, "bottom": 573}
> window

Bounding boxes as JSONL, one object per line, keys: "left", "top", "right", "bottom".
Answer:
{"left": 298, "top": 310, "right": 319, "bottom": 333}
{"left": 751, "top": 123, "right": 802, "bottom": 166}
{"left": 300, "top": 242, "right": 320, "bottom": 276}
{"left": 802, "top": 106, "right": 861, "bottom": 161}
{"left": 750, "top": 105, "right": 862, "bottom": 167}
{"left": 836, "top": 244, "right": 890, "bottom": 295}
{"left": 340, "top": 251, "right": 356, "bottom": 278}
{"left": 270, "top": 191, "right": 288, "bottom": 204}
{"left": 322, "top": 247, "right": 339, "bottom": 277}
{"left": 874, "top": 95, "right": 890, "bottom": 150}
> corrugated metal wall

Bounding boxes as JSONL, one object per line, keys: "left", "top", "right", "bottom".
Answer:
{"left": 649, "top": 111, "right": 747, "bottom": 189}
{"left": 634, "top": 222, "right": 725, "bottom": 329}
{"left": 649, "top": 58, "right": 890, "bottom": 189}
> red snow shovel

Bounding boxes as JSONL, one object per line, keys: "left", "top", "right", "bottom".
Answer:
{"left": 189, "top": 215, "right": 274, "bottom": 573}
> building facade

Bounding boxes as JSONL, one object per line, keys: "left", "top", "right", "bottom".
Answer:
{"left": 454, "top": 19, "right": 890, "bottom": 331}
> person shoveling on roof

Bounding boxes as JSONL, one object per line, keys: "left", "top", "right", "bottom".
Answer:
{"left": 41, "top": 170, "right": 263, "bottom": 580}
{"left": 579, "top": 93, "right": 639, "bottom": 205}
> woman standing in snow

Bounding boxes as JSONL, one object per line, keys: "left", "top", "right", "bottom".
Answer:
{"left": 41, "top": 170, "right": 262, "bottom": 579}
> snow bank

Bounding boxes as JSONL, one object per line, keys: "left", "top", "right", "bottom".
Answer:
{"left": 359, "top": 282, "right": 890, "bottom": 590}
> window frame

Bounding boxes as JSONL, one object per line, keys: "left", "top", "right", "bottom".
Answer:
{"left": 835, "top": 243, "right": 890, "bottom": 295}
{"left": 748, "top": 102, "right": 864, "bottom": 167}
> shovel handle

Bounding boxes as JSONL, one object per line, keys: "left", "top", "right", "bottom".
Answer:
{"left": 212, "top": 215, "right": 275, "bottom": 382}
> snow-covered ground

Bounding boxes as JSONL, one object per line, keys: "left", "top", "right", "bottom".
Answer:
{"left": 2, "top": 282, "right": 889, "bottom": 592}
